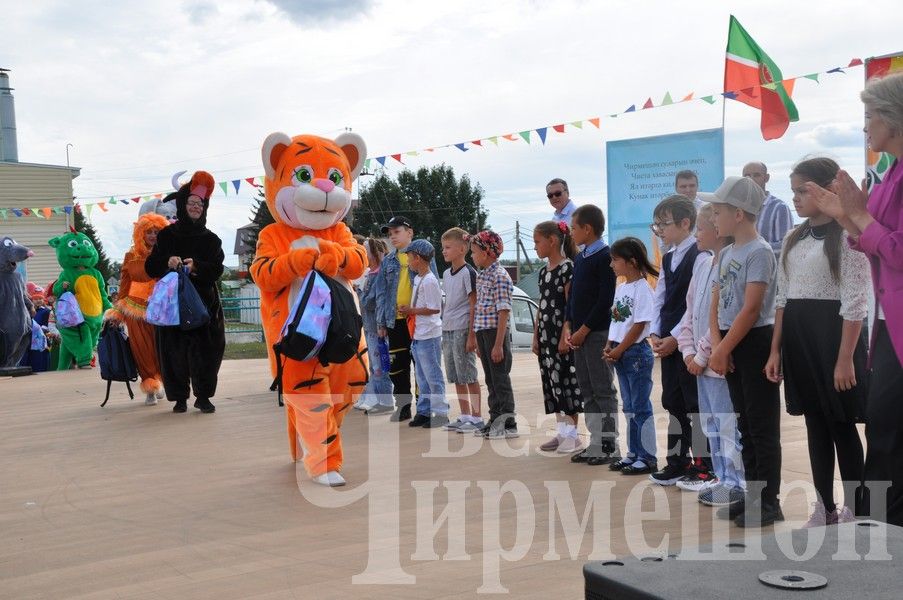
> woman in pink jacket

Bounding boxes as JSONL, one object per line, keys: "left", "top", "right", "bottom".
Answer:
{"left": 808, "top": 71, "right": 903, "bottom": 526}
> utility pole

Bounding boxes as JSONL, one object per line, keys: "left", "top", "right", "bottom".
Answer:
{"left": 515, "top": 220, "right": 520, "bottom": 284}
{"left": 65, "top": 143, "right": 73, "bottom": 229}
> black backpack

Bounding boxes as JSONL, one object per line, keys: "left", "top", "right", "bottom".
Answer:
{"left": 271, "top": 271, "right": 366, "bottom": 405}
{"left": 98, "top": 321, "right": 139, "bottom": 407}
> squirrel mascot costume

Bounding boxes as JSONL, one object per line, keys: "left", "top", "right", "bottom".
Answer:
{"left": 50, "top": 229, "right": 112, "bottom": 369}
{"left": 106, "top": 213, "right": 170, "bottom": 404}
{"left": 251, "top": 131, "right": 368, "bottom": 487}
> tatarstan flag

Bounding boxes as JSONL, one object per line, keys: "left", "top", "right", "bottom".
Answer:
{"left": 725, "top": 15, "right": 799, "bottom": 140}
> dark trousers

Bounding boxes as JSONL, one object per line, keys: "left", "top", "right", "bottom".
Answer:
{"left": 865, "top": 321, "right": 903, "bottom": 525}
{"left": 722, "top": 325, "right": 782, "bottom": 505}
{"left": 660, "top": 351, "right": 710, "bottom": 470}
{"left": 387, "top": 318, "right": 414, "bottom": 408}
{"left": 156, "top": 322, "right": 225, "bottom": 402}
{"left": 804, "top": 411, "right": 863, "bottom": 512}
{"left": 475, "top": 329, "right": 515, "bottom": 428}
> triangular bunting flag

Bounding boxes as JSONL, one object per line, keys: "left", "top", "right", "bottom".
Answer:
{"left": 454, "top": 143, "right": 468, "bottom": 152}
{"left": 701, "top": 95, "right": 717, "bottom": 104}
{"left": 131, "top": 197, "right": 140, "bottom": 204}
{"left": 661, "top": 92, "right": 674, "bottom": 105}
{"left": 245, "top": 177, "right": 258, "bottom": 188}
{"left": 21, "top": 208, "right": 31, "bottom": 216}
{"left": 553, "top": 124, "right": 565, "bottom": 133}
{"left": 257, "top": 176, "right": 265, "bottom": 186}
{"left": 142, "top": 196, "right": 149, "bottom": 202}
{"left": 52, "top": 207, "right": 61, "bottom": 215}
{"left": 722, "top": 91, "right": 739, "bottom": 100}
{"left": 681, "top": 92, "right": 694, "bottom": 102}
{"left": 570, "top": 121, "right": 583, "bottom": 129}
{"left": 589, "top": 118, "right": 600, "bottom": 128}
{"left": 64, "top": 206, "right": 73, "bottom": 214}
{"left": 87, "top": 204, "right": 96, "bottom": 217}
{"left": 0, "top": 209, "right": 6, "bottom": 220}
{"left": 406, "top": 151, "right": 418, "bottom": 156}
{"left": 518, "top": 131, "right": 531, "bottom": 143}
{"left": 376, "top": 157, "right": 386, "bottom": 167}
{"left": 804, "top": 73, "right": 819, "bottom": 83}
{"left": 41, "top": 207, "right": 52, "bottom": 219}
{"left": 609, "top": 114, "right": 619, "bottom": 118}
{"left": 232, "top": 180, "right": 241, "bottom": 193}
{"left": 827, "top": 67, "right": 844, "bottom": 74}
{"left": 503, "top": 134, "right": 517, "bottom": 141}
{"left": 424, "top": 148, "right": 435, "bottom": 152}
{"left": 488, "top": 136, "right": 499, "bottom": 145}
{"left": 109, "top": 197, "right": 118, "bottom": 204}
{"left": 391, "top": 154, "right": 403, "bottom": 163}
{"left": 364, "top": 159, "right": 371, "bottom": 172}
{"left": 536, "top": 127, "right": 547, "bottom": 144}
{"left": 761, "top": 82, "right": 778, "bottom": 91}
{"left": 642, "top": 98, "right": 654, "bottom": 109}
{"left": 12, "top": 209, "right": 22, "bottom": 218}
{"left": 624, "top": 105, "right": 636, "bottom": 113}
{"left": 471, "top": 140, "right": 482, "bottom": 146}
{"left": 32, "top": 208, "right": 43, "bottom": 218}
{"left": 848, "top": 58, "right": 863, "bottom": 67}
{"left": 219, "top": 181, "right": 228, "bottom": 195}
{"left": 739, "top": 87, "right": 758, "bottom": 98}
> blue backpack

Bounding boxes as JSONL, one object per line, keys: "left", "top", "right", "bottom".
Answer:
{"left": 98, "top": 322, "right": 139, "bottom": 407}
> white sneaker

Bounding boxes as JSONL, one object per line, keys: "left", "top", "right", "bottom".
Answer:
{"left": 556, "top": 436, "right": 583, "bottom": 454}
{"left": 145, "top": 393, "right": 158, "bottom": 406}
{"left": 456, "top": 420, "right": 485, "bottom": 433}
{"left": 442, "top": 418, "right": 466, "bottom": 431}
{"left": 155, "top": 389, "right": 165, "bottom": 400}
{"left": 312, "top": 471, "right": 346, "bottom": 487}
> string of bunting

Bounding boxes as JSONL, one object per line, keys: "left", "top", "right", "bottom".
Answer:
{"left": 0, "top": 57, "right": 865, "bottom": 220}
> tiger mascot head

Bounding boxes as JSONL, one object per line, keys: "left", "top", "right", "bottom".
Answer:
{"left": 261, "top": 132, "right": 367, "bottom": 232}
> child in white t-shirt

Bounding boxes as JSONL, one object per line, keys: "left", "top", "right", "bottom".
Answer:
{"left": 399, "top": 239, "right": 448, "bottom": 428}
{"left": 604, "top": 237, "right": 659, "bottom": 475}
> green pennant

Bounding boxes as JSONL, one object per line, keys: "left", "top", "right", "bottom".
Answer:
{"left": 570, "top": 121, "right": 583, "bottom": 129}
{"left": 609, "top": 114, "right": 618, "bottom": 118}
{"left": 804, "top": 73, "right": 820, "bottom": 83}
{"left": 32, "top": 208, "right": 42, "bottom": 218}
{"left": 487, "top": 136, "right": 499, "bottom": 145}
{"left": 661, "top": 92, "right": 674, "bottom": 105}
{"left": 219, "top": 181, "right": 228, "bottom": 195}
{"left": 364, "top": 158, "right": 371, "bottom": 172}
{"left": 109, "top": 197, "right": 118, "bottom": 204}
{"left": 762, "top": 82, "right": 778, "bottom": 91}
{"left": 0, "top": 209, "right": 6, "bottom": 220}
{"left": 86, "top": 204, "right": 94, "bottom": 219}
{"left": 518, "top": 130, "right": 531, "bottom": 143}
{"left": 52, "top": 206, "right": 62, "bottom": 214}
{"left": 701, "top": 96, "right": 717, "bottom": 104}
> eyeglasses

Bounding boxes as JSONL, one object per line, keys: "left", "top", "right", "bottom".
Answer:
{"left": 186, "top": 199, "right": 205, "bottom": 208}
{"left": 547, "top": 191, "right": 564, "bottom": 199}
{"left": 649, "top": 221, "right": 674, "bottom": 233}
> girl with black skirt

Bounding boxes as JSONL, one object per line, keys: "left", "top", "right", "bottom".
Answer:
{"left": 765, "top": 157, "right": 870, "bottom": 527}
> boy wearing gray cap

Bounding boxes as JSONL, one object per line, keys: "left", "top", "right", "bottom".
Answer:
{"left": 707, "top": 176, "right": 783, "bottom": 528}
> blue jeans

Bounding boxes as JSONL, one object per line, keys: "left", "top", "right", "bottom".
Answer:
{"left": 697, "top": 374, "right": 745, "bottom": 491}
{"left": 613, "top": 342, "right": 656, "bottom": 463}
{"left": 411, "top": 336, "right": 448, "bottom": 416}
{"left": 362, "top": 331, "right": 393, "bottom": 406}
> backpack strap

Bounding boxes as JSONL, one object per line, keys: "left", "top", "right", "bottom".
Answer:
{"left": 101, "top": 380, "right": 112, "bottom": 407}
{"left": 125, "top": 380, "right": 134, "bottom": 400}
{"left": 269, "top": 346, "right": 286, "bottom": 407}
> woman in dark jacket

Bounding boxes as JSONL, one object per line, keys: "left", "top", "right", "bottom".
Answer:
{"left": 145, "top": 171, "right": 225, "bottom": 414}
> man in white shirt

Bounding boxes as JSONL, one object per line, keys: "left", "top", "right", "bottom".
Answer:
{"left": 547, "top": 178, "right": 578, "bottom": 224}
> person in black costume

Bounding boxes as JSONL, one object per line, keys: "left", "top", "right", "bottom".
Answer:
{"left": 145, "top": 171, "right": 225, "bottom": 414}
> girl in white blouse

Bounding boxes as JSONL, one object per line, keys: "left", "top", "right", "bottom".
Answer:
{"left": 765, "top": 157, "right": 871, "bottom": 528}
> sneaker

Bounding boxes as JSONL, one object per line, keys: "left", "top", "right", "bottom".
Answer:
{"left": 698, "top": 485, "right": 745, "bottom": 507}
{"left": 424, "top": 415, "right": 449, "bottom": 428}
{"left": 505, "top": 427, "right": 520, "bottom": 439}
{"left": 365, "top": 404, "right": 394, "bottom": 416}
{"left": 194, "top": 398, "right": 216, "bottom": 413}
{"left": 473, "top": 425, "right": 491, "bottom": 437}
{"left": 556, "top": 437, "right": 583, "bottom": 454}
{"left": 442, "top": 418, "right": 466, "bottom": 431}
{"left": 621, "top": 460, "right": 655, "bottom": 475}
{"left": 836, "top": 506, "right": 856, "bottom": 524}
{"left": 801, "top": 502, "right": 832, "bottom": 529}
{"left": 409, "top": 414, "right": 430, "bottom": 427}
{"left": 609, "top": 458, "right": 635, "bottom": 472}
{"left": 649, "top": 464, "right": 688, "bottom": 486}
{"left": 676, "top": 470, "right": 718, "bottom": 493}
{"left": 155, "top": 389, "right": 165, "bottom": 400}
{"left": 456, "top": 420, "right": 484, "bottom": 433}
{"left": 145, "top": 393, "right": 158, "bottom": 406}
{"left": 484, "top": 427, "right": 507, "bottom": 439}
{"left": 735, "top": 500, "right": 785, "bottom": 528}
{"left": 390, "top": 404, "right": 412, "bottom": 422}
{"left": 540, "top": 435, "right": 562, "bottom": 452}
{"left": 570, "top": 449, "right": 591, "bottom": 463}
{"left": 353, "top": 398, "right": 369, "bottom": 410}
{"left": 173, "top": 399, "right": 188, "bottom": 413}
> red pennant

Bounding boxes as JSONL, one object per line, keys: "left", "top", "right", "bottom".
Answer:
{"left": 391, "top": 154, "right": 403, "bottom": 163}
{"left": 21, "top": 208, "right": 31, "bottom": 216}
{"left": 552, "top": 124, "right": 565, "bottom": 133}
{"left": 131, "top": 197, "right": 140, "bottom": 203}
{"left": 681, "top": 92, "right": 694, "bottom": 102}
{"left": 245, "top": 177, "right": 259, "bottom": 187}
{"left": 642, "top": 98, "right": 654, "bottom": 109}
{"left": 471, "top": 140, "right": 482, "bottom": 146}
{"left": 740, "top": 87, "right": 757, "bottom": 98}
{"left": 849, "top": 58, "right": 863, "bottom": 67}
{"left": 588, "top": 118, "right": 600, "bottom": 128}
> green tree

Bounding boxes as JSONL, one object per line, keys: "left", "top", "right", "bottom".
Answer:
{"left": 354, "top": 164, "right": 488, "bottom": 272}
{"left": 246, "top": 188, "right": 274, "bottom": 252}
{"left": 73, "top": 205, "right": 115, "bottom": 282}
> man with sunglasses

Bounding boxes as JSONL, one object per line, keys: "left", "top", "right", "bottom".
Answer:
{"left": 547, "top": 178, "right": 578, "bottom": 224}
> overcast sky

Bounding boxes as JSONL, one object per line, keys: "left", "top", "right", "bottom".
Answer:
{"left": 4, "top": 0, "right": 902, "bottom": 264}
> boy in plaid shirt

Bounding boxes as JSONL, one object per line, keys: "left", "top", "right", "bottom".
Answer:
{"left": 469, "top": 230, "right": 518, "bottom": 439}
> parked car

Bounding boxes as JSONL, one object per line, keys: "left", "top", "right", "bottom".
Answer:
{"left": 509, "top": 286, "right": 539, "bottom": 349}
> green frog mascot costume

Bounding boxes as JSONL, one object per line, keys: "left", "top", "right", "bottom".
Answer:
{"left": 49, "top": 228, "right": 112, "bottom": 369}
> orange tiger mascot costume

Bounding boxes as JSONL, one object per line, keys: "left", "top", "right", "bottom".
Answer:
{"left": 106, "top": 213, "right": 170, "bottom": 403}
{"left": 251, "top": 132, "right": 368, "bottom": 487}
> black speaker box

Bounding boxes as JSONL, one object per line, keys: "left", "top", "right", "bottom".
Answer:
{"left": 584, "top": 520, "right": 902, "bottom": 599}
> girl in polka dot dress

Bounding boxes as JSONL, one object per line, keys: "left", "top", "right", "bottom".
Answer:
{"left": 532, "top": 221, "right": 583, "bottom": 454}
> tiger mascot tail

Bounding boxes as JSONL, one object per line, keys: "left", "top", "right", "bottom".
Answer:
{"left": 251, "top": 132, "right": 368, "bottom": 487}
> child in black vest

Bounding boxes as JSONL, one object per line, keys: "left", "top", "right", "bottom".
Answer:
{"left": 648, "top": 195, "right": 714, "bottom": 487}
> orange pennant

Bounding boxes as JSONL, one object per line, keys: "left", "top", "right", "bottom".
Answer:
{"left": 588, "top": 118, "right": 600, "bottom": 128}
{"left": 98, "top": 202, "right": 108, "bottom": 212}
{"left": 681, "top": 92, "right": 694, "bottom": 102}
{"left": 42, "top": 207, "right": 52, "bottom": 219}
{"left": 502, "top": 134, "right": 518, "bottom": 141}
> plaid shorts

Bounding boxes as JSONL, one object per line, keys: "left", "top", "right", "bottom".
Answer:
{"left": 441, "top": 329, "right": 478, "bottom": 384}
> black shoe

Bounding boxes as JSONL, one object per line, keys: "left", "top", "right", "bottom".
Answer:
{"left": 423, "top": 415, "right": 449, "bottom": 428}
{"left": 409, "top": 414, "right": 430, "bottom": 427}
{"left": 570, "top": 450, "right": 590, "bottom": 463}
{"left": 173, "top": 399, "right": 187, "bottom": 413}
{"left": 622, "top": 462, "right": 655, "bottom": 475}
{"left": 587, "top": 455, "right": 614, "bottom": 466}
{"left": 194, "top": 398, "right": 215, "bottom": 413}
{"left": 717, "top": 498, "right": 747, "bottom": 520}
{"left": 390, "top": 404, "right": 412, "bottom": 422}
{"left": 735, "top": 501, "right": 785, "bottom": 528}
{"left": 609, "top": 459, "right": 633, "bottom": 472}
{"left": 648, "top": 463, "right": 688, "bottom": 486}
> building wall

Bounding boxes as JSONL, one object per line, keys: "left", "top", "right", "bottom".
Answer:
{"left": 0, "top": 162, "right": 78, "bottom": 286}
